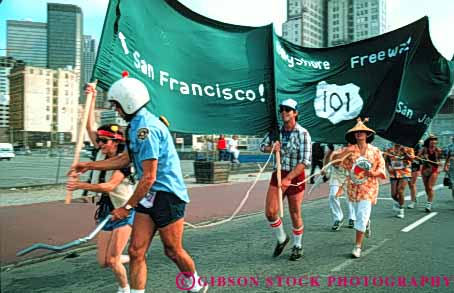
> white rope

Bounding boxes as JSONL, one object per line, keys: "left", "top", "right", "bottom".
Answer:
{"left": 184, "top": 145, "right": 276, "bottom": 229}
{"left": 290, "top": 153, "right": 353, "bottom": 187}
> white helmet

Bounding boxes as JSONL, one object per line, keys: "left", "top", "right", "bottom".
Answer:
{"left": 108, "top": 77, "right": 150, "bottom": 115}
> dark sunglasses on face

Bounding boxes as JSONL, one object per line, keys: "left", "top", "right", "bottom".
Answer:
{"left": 96, "top": 137, "right": 113, "bottom": 144}
{"left": 279, "top": 106, "right": 294, "bottom": 113}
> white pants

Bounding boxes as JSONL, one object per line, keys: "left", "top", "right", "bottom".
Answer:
{"left": 229, "top": 149, "right": 239, "bottom": 160}
{"left": 329, "top": 185, "right": 355, "bottom": 222}
{"left": 351, "top": 200, "right": 372, "bottom": 232}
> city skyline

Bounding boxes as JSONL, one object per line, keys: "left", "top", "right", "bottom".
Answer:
{"left": 0, "top": 0, "right": 453, "bottom": 59}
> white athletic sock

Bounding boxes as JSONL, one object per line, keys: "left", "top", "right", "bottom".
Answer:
{"left": 130, "top": 289, "right": 144, "bottom": 293}
{"left": 269, "top": 218, "right": 286, "bottom": 243}
{"left": 117, "top": 285, "right": 130, "bottom": 293}
{"left": 292, "top": 226, "right": 304, "bottom": 248}
{"left": 187, "top": 271, "right": 203, "bottom": 292}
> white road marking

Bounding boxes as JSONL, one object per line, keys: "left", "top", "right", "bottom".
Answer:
{"left": 377, "top": 184, "right": 443, "bottom": 200}
{"left": 401, "top": 212, "right": 438, "bottom": 232}
{"left": 330, "top": 238, "right": 390, "bottom": 272}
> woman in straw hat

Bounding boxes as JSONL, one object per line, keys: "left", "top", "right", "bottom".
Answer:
{"left": 420, "top": 134, "right": 442, "bottom": 212}
{"left": 332, "top": 118, "right": 386, "bottom": 258}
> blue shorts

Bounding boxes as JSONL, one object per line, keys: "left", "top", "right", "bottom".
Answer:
{"left": 100, "top": 210, "right": 135, "bottom": 232}
{"left": 135, "top": 191, "right": 186, "bottom": 228}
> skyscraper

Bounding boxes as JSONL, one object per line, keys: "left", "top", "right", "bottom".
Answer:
{"left": 282, "top": 0, "right": 386, "bottom": 48}
{"left": 82, "top": 35, "right": 109, "bottom": 107}
{"left": 47, "top": 3, "right": 83, "bottom": 71}
{"left": 282, "top": 0, "right": 327, "bottom": 48}
{"left": 82, "top": 35, "right": 96, "bottom": 86}
{"left": 7, "top": 20, "right": 47, "bottom": 67}
{"left": 353, "top": 0, "right": 386, "bottom": 41}
{"left": 328, "top": 0, "right": 386, "bottom": 46}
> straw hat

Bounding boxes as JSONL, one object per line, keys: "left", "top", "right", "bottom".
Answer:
{"left": 345, "top": 117, "right": 376, "bottom": 144}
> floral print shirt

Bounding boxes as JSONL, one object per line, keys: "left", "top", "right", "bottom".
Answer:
{"left": 340, "top": 144, "right": 387, "bottom": 204}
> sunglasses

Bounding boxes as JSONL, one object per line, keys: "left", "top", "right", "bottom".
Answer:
{"left": 279, "top": 106, "right": 294, "bottom": 113}
{"left": 96, "top": 137, "right": 114, "bottom": 144}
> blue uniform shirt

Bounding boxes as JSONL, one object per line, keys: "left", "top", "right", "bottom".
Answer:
{"left": 128, "top": 108, "right": 189, "bottom": 203}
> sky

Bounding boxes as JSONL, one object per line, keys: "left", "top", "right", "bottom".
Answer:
{"left": 0, "top": 0, "right": 453, "bottom": 60}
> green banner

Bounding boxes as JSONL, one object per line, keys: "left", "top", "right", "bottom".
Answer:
{"left": 274, "top": 17, "right": 453, "bottom": 145}
{"left": 93, "top": 0, "right": 276, "bottom": 135}
{"left": 94, "top": 1, "right": 453, "bottom": 146}
{"left": 378, "top": 18, "right": 454, "bottom": 146}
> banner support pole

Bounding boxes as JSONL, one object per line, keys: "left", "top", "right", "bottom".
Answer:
{"left": 65, "top": 80, "right": 97, "bottom": 204}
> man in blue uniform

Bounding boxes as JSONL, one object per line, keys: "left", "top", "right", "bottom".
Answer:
{"left": 71, "top": 76, "right": 205, "bottom": 293}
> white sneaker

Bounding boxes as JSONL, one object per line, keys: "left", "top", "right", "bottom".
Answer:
{"left": 352, "top": 246, "right": 361, "bottom": 258}
{"left": 407, "top": 201, "right": 416, "bottom": 209}
{"left": 396, "top": 208, "right": 404, "bottom": 219}
{"left": 425, "top": 202, "right": 432, "bottom": 213}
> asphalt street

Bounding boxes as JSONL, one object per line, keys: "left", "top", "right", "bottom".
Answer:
{"left": 2, "top": 178, "right": 453, "bottom": 293}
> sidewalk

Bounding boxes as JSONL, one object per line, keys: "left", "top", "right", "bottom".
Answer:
{"left": 0, "top": 174, "right": 332, "bottom": 266}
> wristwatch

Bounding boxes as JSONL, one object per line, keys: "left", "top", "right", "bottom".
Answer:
{"left": 124, "top": 204, "right": 133, "bottom": 211}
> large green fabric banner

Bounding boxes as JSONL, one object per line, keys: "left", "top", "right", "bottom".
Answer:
{"left": 378, "top": 19, "right": 454, "bottom": 146}
{"left": 93, "top": 0, "right": 453, "bottom": 146}
{"left": 93, "top": 0, "right": 276, "bottom": 135}
{"left": 274, "top": 17, "right": 453, "bottom": 145}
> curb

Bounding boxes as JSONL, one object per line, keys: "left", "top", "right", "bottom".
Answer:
{"left": 0, "top": 183, "right": 65, "bottom": 191}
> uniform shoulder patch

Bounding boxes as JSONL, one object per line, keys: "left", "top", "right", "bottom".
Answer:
{"left": 137, "top": 128, "right": 149, "bottom": 140}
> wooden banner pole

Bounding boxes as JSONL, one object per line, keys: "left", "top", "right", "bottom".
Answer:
{"left": 65, "top": 81, "right": 97, "bottom": 204}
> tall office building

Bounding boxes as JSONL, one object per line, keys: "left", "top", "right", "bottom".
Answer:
{"left": 282, "top": 0, "right": 326, "bottom": 48}
{"left": 8, "top": 65, "right": 79, "bottom": 146}
{"left": 47, "top": 3, "right": 83, "bottom": 72}
{"left": 282, "top": 0, "right": 386, "bottom": 48}
{"left": 82, "top": 35, "right": 96, "bottom": 85}
{"left": 82, "top": 35, "right": 108, "bottom": 107}
{"left": 327, "top": 0, "right": 352, "bottom": 46}
{"left": 6, "top": 20, "right": 47, "bottom": 67}
{"left": 327, "top": 0, "right": 386, "bottom": 46}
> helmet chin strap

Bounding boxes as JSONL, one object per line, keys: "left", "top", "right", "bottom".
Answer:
{"left": 123, "top": 106, "right": 145, "bottom": 122}
{"left": 123, "top": 114, "right": 134, "bottom": 122}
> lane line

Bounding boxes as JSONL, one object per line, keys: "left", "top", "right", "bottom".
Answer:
{"left": 377, "top": 184, "right": 443, "bottom": 200}
{"left": 330, "top": 238, "right": 389, "bottom": 272}
{"left": 401, "top": 212, "right": 438, "bottom": 232}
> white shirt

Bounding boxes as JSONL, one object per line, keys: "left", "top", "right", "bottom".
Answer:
{"left": 228, "top": 139, "right": 238, "bottom": 153}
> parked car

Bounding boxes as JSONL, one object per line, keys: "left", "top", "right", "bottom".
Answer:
{"left": 0, "top": 143, "right": 15, "bottom": 160}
